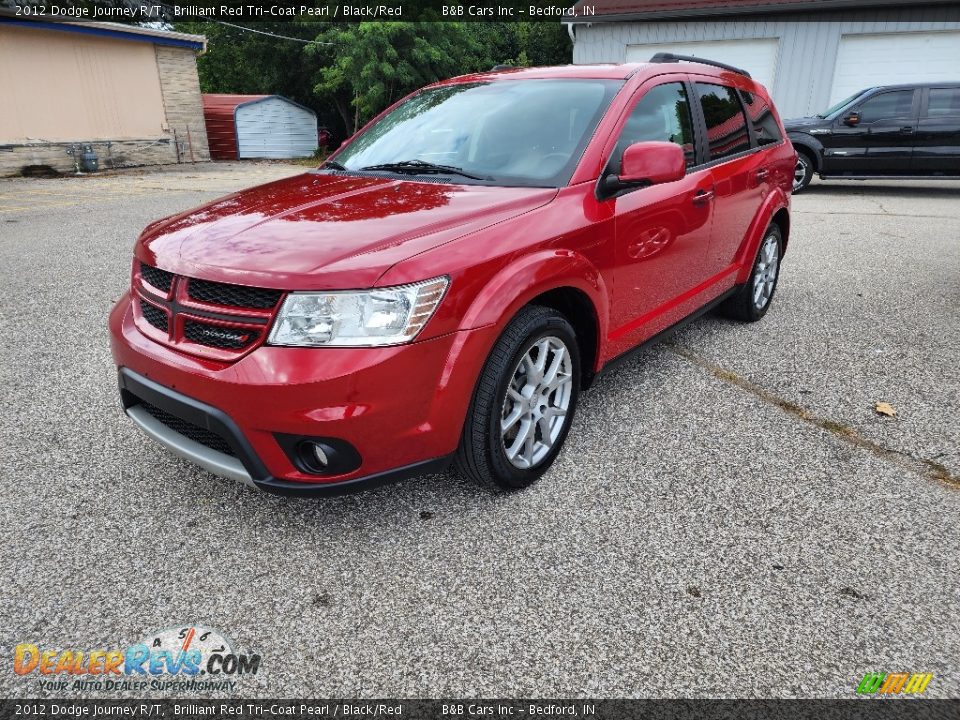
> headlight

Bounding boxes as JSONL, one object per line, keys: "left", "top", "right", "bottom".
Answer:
{"left": 268, "top": 276, "right": 448, "bottom": 347}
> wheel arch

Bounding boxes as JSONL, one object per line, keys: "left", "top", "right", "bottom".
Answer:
{"left": 458, "top": 250, "right": 608, "bottom": 387}
{"left": 788, "top": 134, "right": 822, "bottom": 171}
{"left": 735, "top": 192, "right": 791, "bottom": 284}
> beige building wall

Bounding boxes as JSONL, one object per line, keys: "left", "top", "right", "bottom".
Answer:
{"left": 0, "top": 25, "right": 167, "bottom": 141}
{"left": 0, "top": 24, "right": 209, "bottom": 175}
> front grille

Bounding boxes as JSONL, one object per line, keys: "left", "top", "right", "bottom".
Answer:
{"left": 140, "top": 300, "right": 169, "bottom": 332}
{"left": 140, "top": 263, "right": 174, "bottom": 293}
{"left": 135, "top": 267, "right": 280, "bottom": 358}
{"left": 139, "top": 401, "right": 236, "bottom": 457}
{"left": 184, "top": 320, "right": 257, "bottom": 350}
{"left": 188, "top": 278, "right": 282, "bottom": 310}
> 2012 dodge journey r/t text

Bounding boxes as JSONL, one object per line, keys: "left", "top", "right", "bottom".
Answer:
{"left": 109, "top": 55, "right": 795, "bottom": 495}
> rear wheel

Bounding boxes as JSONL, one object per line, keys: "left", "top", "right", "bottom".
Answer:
{"left": 793, "top": 150, "right": 814, "bottom": 193}
{"left": 719, "top": 224, "right": 783, "bottom": 323}
{"left": 455, "top": 306, "right": 580, "bottom": 490}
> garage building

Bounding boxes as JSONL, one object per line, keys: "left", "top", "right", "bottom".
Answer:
{"left": 567, "top": 0, "right": 960, "bottom": 119}
{"left": 203, "top": 94, "right": 319, "bottom": 160}
{"left": 0, "top": 17, "right": 210, "bottom": 176}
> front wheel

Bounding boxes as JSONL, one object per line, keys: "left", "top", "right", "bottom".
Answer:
{"left": 793, "top": 151, "right": 814, "bottom": 193}
{"left": 455, "top": 305, "right": 580, "bottom": 490}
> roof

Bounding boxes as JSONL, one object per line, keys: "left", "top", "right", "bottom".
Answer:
{"left": 0, "top": 16, "right": 206, "bottom": 51}
{"left": 203, "top": 95, "right": 273, "bottom": 112}
{"left": 203, "top": 94, "right": 317, "bottom": 115}
{"left": 568, "top": 0, "right": 960, "bottom": 22}
{"left": 442, "top": 60, "right": 762, "bottom": 85}
{"left": 443, "top": 64, "right": 651, "bottom": 83}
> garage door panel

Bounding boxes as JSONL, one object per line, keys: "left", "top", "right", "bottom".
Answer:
{"left": 625, "top": 39, "right": 779, "bottom": 92}
{"left": 830, "top": 32, "right": 960, "bottom": 105}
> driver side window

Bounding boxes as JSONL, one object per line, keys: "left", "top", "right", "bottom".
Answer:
{"left": 613, "top": 82, "right": 696, "bottom": 173}
{"left": 856, "top": 90, "right": 915, "bottom": 123}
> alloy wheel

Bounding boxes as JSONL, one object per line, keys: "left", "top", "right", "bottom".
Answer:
{"left": 793, "top": 157, "right": 809, "bottom": 192}
{"left": 500, "top": 336, "right": 573, "bottom": 469}
{"left": 753, "top": 234, "right": 780, "bottom": 310}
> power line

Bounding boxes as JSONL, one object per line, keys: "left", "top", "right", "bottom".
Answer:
{"left": 213, "top": 20, "right": 337, "bottom": 45}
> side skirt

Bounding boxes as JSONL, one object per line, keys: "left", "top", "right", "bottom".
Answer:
{"left": 819, "top": 174, "right": 960, "bottom": 180}
{"left": 588, "top": 286, "right": 737, "bottom": 385}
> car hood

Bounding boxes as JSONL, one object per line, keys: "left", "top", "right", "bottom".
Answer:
{"left": 783, "top": 116, "right": 827, "bottom": 130}
{"left": 137, "top": 172, "right": 558, "bottom": 290}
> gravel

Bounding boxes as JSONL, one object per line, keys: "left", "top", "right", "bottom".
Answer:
{"left": 1, "top": 166, "right": 957, "bottom": 699}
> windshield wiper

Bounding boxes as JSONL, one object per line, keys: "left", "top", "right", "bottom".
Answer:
{"left": 359, "top": 159, "right": 491, "bottom": 181}
{"left": 322, "top": 160, "right": 347, "bottom": 171}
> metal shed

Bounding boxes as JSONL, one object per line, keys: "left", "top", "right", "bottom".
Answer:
{"left": 202, "top": 94, "right": 318, "bottom": 160}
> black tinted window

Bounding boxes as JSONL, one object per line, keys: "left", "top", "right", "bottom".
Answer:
{"left": 696, "top": 83, "right": 751, "bottom": 161}
{"left": 614, "top": 83, "right": 695, "bottom": 171}
{"left": 858, "top": 91, "right": 915, "bottom": 122}
{"left": 928, "top": 88, "right": 960, "bottom": 117}
{"left": 741, "top": 91, "right": 782, "bottom": 146}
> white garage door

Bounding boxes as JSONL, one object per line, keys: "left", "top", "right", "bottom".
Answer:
{"left": 625, "top": 38, "right": 780, "bottom": 92}
{"left": 830, "top": 32, "right": 960, "bottom": 105}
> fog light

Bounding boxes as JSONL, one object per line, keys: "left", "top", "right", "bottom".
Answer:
{"left": 277, "top": 434, "right": 362, "bottom": 476}
{"left": 311, "top": 443, "right": 329, "bottom": 468}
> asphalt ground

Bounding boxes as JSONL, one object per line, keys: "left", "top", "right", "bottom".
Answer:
{"left": 0, "top": 163, "right": 958, "bottom": 699}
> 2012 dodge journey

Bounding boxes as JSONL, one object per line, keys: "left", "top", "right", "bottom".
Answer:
{"left": 109, "top": 55, "right": 795, "bottom": 495}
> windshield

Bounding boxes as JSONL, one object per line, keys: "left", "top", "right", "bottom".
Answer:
{"left": 817, "top": 89, "right": 874, "bottom": 118}
{"left": 329, "top": 79, "right": 623, "bottom": 187}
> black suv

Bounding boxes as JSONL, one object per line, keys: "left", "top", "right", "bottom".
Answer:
{"left": 785, "top": 83, "right": 960, "bottom": 192}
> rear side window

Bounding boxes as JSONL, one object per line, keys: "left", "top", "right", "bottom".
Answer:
{"left": 696, "top": 83, "right": 751, "bottom": 161}
{"left": 613, "top": 82, "right": 696, "bottom": 171}
{"left": 857, "top": 90, "right": 915, "bottom": 122}
{"left": 928, "top": 88, "right": 960, "bottom": 117}
{"left": 741, "top": 91, "right": 783, "bottom": 146}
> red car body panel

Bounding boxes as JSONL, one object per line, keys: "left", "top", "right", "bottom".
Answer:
{"left": 109, "top": 61, "right": 795, "bottom": 493}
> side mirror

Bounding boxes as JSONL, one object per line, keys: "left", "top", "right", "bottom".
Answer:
{"left": 601, "top": 141, "right": 686, "bottom": 196}
{"left": 843, "top": 112, "right": 861, "bottom": 127}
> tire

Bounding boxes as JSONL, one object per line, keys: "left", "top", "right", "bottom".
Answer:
{"left": 793, "top": 150, "right": 815, "bottom": 193}
{"left": 455, "top": 305, "right": 580, "bottom": 490}
{"left": 719, "top": 224, "right": 783, "bottom": 323}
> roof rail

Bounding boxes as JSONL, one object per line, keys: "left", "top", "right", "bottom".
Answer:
{"left": 649, "top": 52, "right": 751, "bottom": 79}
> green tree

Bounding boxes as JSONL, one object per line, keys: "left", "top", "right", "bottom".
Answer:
{"left": 308, "top": 22, "right": 490, "bottom": 133}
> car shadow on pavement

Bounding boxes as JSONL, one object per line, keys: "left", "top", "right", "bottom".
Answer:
{"left": 804, "top": 182, "right": 960, "bottom": 198}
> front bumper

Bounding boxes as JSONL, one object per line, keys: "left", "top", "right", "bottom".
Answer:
{"left": 109, "top": 294, "right": 496, "bottom": 495}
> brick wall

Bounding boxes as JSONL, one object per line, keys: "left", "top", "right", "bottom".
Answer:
{"left": 0, "top": 139, "right": 175, "bottom": 176}
{"left": 155, "top": 45, "right": 211, "bottom": 163}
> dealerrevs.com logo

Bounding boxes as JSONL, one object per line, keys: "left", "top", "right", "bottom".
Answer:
{"left": 14, "top": 625, "right": 260, "bottom": 693}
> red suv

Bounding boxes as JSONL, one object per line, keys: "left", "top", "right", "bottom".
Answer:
{"left": 109, "top": 55, "right": 795, "bottom": 495}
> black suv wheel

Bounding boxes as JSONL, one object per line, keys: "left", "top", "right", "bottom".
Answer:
{"left": 793, "top": 150, "right": 815, "bottom": 193}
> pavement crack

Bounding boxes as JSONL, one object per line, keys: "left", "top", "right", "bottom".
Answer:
{"left": 665, "top": 343, "right": 960, "bottom": 490}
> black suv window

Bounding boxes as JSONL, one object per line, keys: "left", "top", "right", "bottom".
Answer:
{"left": 614, "top": 82, "right": 696, "bottom": 171}
{"left": 857, "top": 90, "right": 915, "bottom": 123}
{"left": 696, "top": 83, "right": 751, "bottom": 161}
{"left": 741, "top": 91, "right": 783, "bottom": 146}
{"left": 927, "top": 88, "right": 960, "bottom": 117}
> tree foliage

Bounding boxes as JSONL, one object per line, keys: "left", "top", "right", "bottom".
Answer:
{"left": 307, "top": 22, "right": 489, "bottom": 133}
{"left": 175, "top": 20, "right": 572, "bottom": 137}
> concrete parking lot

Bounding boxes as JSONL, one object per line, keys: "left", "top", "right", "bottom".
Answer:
{"left": 0, "top": 162, "right": 957, "bottom": 698}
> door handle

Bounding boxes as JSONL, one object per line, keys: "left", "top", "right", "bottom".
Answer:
{"left": 756, "top": 168, "right": 769, "bottom": 181}
{"left": 692, "top": 189, "right": 714, "bottom": 205}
